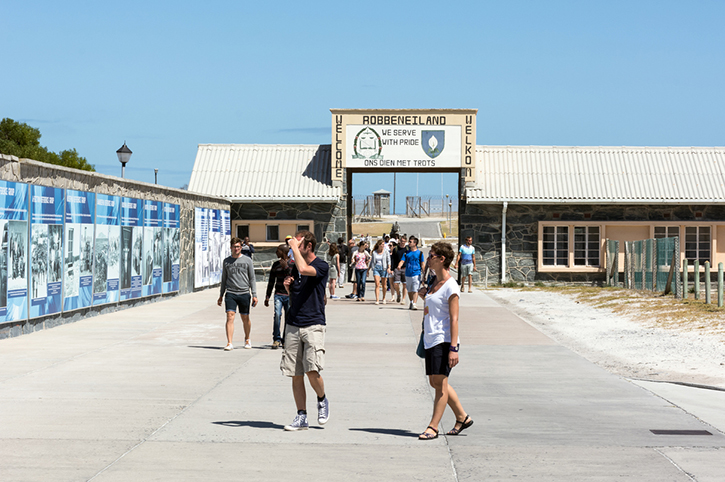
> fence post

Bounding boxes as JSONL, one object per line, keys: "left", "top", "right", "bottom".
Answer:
{"left": 718, "top": 263, "right": 723, "bottom": 308}
{"left": 674, "top": 236, "right": 681, "bottom": 299}
{"left": 694, "top": 260, "right": 700, "bottom": 300}
{"left": 705, "top": 261, "right": 711, "bottom": 304}
{"left": 606, "top": 240, "right": 612, "bottom": 286}
{"left": 624, "top": 242, "right": 630, "bottom": 289}
{"left": 682, "top": 259, "right": 688, "bottom": 300}
{"left": 614, "top": 240, "right": 619, "bottom": 287}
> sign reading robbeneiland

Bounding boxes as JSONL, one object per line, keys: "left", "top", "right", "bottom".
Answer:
{"left": 331, "top": 109, "right": 477, "bottom": 183}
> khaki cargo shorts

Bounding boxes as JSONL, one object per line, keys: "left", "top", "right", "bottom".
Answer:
{"left": 280, "top": 324, "right": 326, "bottom": 377}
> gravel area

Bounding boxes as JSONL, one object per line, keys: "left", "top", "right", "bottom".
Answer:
{"left": 486, "top": 288, "right": 725, "bottom": 389}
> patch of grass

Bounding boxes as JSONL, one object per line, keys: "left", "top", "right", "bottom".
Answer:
{"left": 351, "top": 223, "right": 393, "bottom": 237}
{"left": 440, "top": 220, "right": 459, "bottom": 238}
{"left": 518, "top": 285, "right": 725, "bottom": 342}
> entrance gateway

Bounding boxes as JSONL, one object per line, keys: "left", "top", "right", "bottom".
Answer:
{"left": 330, "top": 109, "right": 477, "bottom": 241}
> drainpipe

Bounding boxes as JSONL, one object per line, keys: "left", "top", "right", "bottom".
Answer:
{"left": 501, "top": 201, "right": 508, "bottom": 283}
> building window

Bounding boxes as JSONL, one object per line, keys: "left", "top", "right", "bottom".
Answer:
{"left": 654, "top": 226, "right": 679, "bottom": 239}
{"left": 574, "top": 226, "right": 600, "bottom": 266}
{"left": 266, "top": 225, "right": 279, "bottom": 241}
{"left": 297, "top": 224, "right": 310, "bottom": 233}
{"left": 236, "top": 224, "right": 249, "bottom": 239}
{"left": 685, "top": 226, "right": 710, "bottom": 264}
{"left": 542, "top": 226, "right": 568, "bottom": 266}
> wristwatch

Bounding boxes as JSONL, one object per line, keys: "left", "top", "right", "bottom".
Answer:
{"left": 449, "top": 345, "right": 459, "bottom": 352}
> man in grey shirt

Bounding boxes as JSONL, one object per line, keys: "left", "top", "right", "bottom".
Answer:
{"left": 217, "top": 237, "right": 258, "bottom": 350}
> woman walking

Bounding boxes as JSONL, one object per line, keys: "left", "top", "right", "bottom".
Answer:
{"left": 371, "top": 239, "right": 392, "bottom": 305}
{"left": 417, "top": 241, "right": 473, "bottom": 440}
{"left": 352, "top": 240, "right": 370, "bottom": 302}
{"left": 328, "top": 243, "right": 340, "bottom": 299}
{"left": 264, "top": 244, "right": 292, "bottom": 349}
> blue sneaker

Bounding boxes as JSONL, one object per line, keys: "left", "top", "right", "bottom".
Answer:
{"left": 284, "top": 413, "right": 309, "bottom": 431}
{"left": 317, "top": 397, "right": 329, "bottom": 425}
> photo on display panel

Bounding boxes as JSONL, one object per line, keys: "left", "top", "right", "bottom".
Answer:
{"left": 48, "top": 225, "right": 62, "bottom": 283}
{"left": 0, "top": 220, "right": 7, "bottom": 308}
{"left": 143, "top": 227, "right": 153, "bottom": 285}
{"left": 64, "top": 224, "right": 79, "bottom": 299}
{"left": 153, "top": 227, "right": 162, "bottom": 270}
{"left": 163, "top": 227, "right": 172, "bottom": 282}
{"left": 107, "top": 225, "right": 120, "bottom": 282}
{"left": 79, "top": 225, "right": 93, "bottom": 278}
{"left": 93, "top": 226, "right": 108, "bottom": 294}
{"left": 132, "top": 227, "right": 142, "bottom": 278}
{"left": 8, "top": 221, "right": 28, "bottom": 291}
{"left": 31, "top": 224, "right": 48, "bottom": 300}
{"left": 120, "top": 226, "right": 132, "bottom": 290}
{"left": 172, "top": 228, "right": 180, "bottom": 265}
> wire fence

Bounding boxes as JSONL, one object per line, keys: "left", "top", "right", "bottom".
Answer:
{"left": 351, "top": 195, "right": 459, "bottom": 219}
{"left": 607, "top": 236, "right": 682, "bottom": 298}
{"left": 607, "top": 236, "right": 725, "bottom": 306}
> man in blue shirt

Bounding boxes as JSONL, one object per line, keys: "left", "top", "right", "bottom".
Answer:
{"left": 281, "top": 231, "right": 330, "bottom": 431}
{"left": 397, "top": 236, "right": 426, "bottom": 310}
{"left": 455, "top": 236, "right": 477, "bottom": 293}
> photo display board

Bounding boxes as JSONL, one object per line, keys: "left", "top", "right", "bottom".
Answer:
{"left": 162, "top": 203, "right": 180, "bottom": 293}
{"left": 209, "top": 209, "right": 222, "bottom": 285}
{"left": 63, "top": 189, "right": 94, "bottom": 312}
{"left": 0, "top": 181, "right": 29, "bottom": 323}
{"left": 120, "top": 197, "right": 143, "bottom": 301}
{"left": 29, "top": 185, "right": 64, "bottom": 318}
{"left": 194, "top": 207, "right": 209, "bottom": 288}
{"left": 143, "top": 200, "right": 163, "bottom": 296}
{"left": 93, "top": 194, "right": 120, "bottom": 305}
{"left": 221, "top": 209, "right": 231, "bottom": 268}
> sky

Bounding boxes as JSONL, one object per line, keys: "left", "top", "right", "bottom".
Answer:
{"left": 3, "top": 1, "right": 725, "bottom": 212}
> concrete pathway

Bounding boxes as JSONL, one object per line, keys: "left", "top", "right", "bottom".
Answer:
{"left": 1, "top": 287, "right": 723, "bottom": 481}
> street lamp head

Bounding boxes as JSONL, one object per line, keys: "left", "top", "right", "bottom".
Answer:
{"left": 116, "top": 142, "right": 132, "bottom": 166}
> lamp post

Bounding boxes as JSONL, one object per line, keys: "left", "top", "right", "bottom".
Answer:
{"left": 116, "top": 142, "right": 132, "bottom": 178}
{"left": 449, "top": 200, "right": 452, "bottom": 235}
{"left": 154, "top": 169, "right": 158, "bottom": 185}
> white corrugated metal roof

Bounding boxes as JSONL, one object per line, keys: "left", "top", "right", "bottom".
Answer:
{"left": 188, "top": 144, "right": 340, "bottom": 202}
{"left": 466, "top": 146, "right": 725, "bottom": 204}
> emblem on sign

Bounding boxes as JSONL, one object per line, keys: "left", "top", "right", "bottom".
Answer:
{"left": 352, "top": 127, "right": 383, "bottom": 159}
{"left": 421, "top": 130, "right": 445, "bottom": 158}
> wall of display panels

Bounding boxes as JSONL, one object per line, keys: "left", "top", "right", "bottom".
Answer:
{"left": 0, "top": 179, "right": 183, "bottom": 325}
{"left": 194, "top": 207, "right": 231, "bottom": 289}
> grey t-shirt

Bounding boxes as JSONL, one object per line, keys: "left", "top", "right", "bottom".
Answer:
{"left": 220, "top": 255, "right": 257, "bottom": 297}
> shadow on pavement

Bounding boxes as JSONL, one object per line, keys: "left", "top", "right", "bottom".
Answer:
{"left": 349, "top": 427, "right": 418, "bottom": 438}
{"left": 213, "top": 420, "right": 324, "bottom": 430}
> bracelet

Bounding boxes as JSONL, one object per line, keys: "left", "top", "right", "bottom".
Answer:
{"left": 449, "top": 345, "right": 459, "bottom": 352}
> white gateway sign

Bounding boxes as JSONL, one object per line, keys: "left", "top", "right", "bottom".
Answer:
{"left": 345, "top": 124, "right": 461, "bottom": 169}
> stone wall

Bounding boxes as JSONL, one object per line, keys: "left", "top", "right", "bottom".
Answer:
{"left": 460, "top": 201, "right": 724, "bottom": 284}
{"left": 0, "top": 154, "right": 230, "bottom": 338}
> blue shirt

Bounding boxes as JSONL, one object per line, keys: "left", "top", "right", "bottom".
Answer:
{"left": 402, "top": 250, "right": 424, "bottom": 277}
{"left": 459, "top": 245, "right": 475, "bottom": 265}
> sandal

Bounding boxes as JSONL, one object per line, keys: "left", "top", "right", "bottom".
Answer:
{"left": 446, "top": 415, "right": 474, "bottom": 435}
{"left": 418, "top": 426, "right": 438, "bottom": 440}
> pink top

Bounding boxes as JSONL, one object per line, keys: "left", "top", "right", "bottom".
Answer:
{"left": 353, "top": 251, "right": 370, "bottom": 270}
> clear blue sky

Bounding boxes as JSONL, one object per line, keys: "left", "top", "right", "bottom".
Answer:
{"left": 3, "top": 1, "right": 725, "bottom": 205}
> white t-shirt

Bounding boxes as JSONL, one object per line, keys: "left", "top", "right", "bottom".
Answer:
{"left": 423, "top": 277, "right": 460, "bottom": 349}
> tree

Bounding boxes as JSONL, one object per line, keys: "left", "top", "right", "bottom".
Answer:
{"left": 0, "top": 118, "right": 95, "bottom": 171}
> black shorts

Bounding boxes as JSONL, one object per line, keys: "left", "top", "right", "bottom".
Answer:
{"left": 425, "top": 342, "right": 452, "bottom": 377}
{"left": 225, "top": 292, "right": 251, "bottom": 315}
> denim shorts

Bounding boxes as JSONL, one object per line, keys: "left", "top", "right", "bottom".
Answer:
{"left": 372, "top": 267, "right": 388, "bottom": 278}
{"left": 225, "top": 292, "right": 251, "bottom": 315}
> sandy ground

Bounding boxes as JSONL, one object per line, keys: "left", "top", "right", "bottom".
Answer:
{"left": 486, "top": 288, "right": 725, "bottom": 389}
